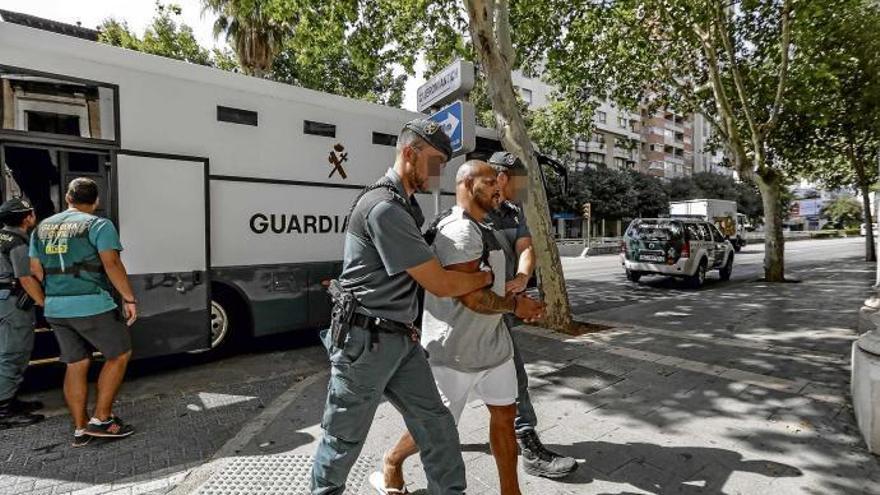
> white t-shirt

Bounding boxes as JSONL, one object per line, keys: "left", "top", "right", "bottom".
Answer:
{"left": 421, "top": 206, "right": 513, "bottom": 372}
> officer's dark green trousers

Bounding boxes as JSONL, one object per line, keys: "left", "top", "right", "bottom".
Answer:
{"left": 0, "top": 298, "right": 34, "bottom": 402}
{"left": 310, "top": 325, "right": 466, "bottom": 495}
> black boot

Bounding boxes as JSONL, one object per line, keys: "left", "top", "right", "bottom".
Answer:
{"left": 0, "top": 399, "right": 44, "bottom": 429}
{"left": 517, "top": 429, "right": 578, "bottom": 479}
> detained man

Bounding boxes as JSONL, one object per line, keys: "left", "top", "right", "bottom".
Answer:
{"left": 371, "top": 161, "right": 545, "bottom": 495}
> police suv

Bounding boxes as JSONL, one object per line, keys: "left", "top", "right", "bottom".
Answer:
{"left": 620, "top": 218, "right": 735, "bottom": 288}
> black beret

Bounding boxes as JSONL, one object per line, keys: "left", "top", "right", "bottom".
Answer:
{"left": 0, "top": 197, "right": 34, "bottom": 216}
{"left": 403, "top": 118, "right": 453, "bottom": 160}
{"left": 488, "top": 151, "right": 525, "bottom": 173}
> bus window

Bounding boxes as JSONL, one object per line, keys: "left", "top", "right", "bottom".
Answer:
{"left": 0, "top": 69, "right": 117, "bottom": 142}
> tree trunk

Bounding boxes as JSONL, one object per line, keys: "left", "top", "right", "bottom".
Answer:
{"left": 852, "top": 155, "right": 876, "bottom": 262}
{"left": 755, "top": 171, "right": 786, "bottom": 281}
{"left": 465, "top": 0, "right": 574, "bottom": 332}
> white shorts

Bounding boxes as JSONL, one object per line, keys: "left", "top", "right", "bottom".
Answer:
{"left": 430, "top": 359, "right": 518, "bottom": 423}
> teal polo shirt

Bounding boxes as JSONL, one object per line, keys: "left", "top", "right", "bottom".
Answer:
{"left": 30, "top": 210, "right": 123, "bottom": 318}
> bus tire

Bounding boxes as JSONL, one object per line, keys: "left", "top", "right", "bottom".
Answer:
{"left": 190, "top": 284, "right": 250, "bottom": 355}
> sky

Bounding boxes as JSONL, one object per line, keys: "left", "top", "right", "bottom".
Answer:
{"left": 0, "top": 0, "right": 426, "bottom": 110}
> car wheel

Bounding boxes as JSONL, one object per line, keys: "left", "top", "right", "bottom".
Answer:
{"left": 688, "top": 260, "right": 707, "bottom": 289}
{"left": 626, "top": 270, "right": 642, "bottom": 283}
{"left": 733, "top": 241, "right": 742, "bottom": 253}
{"left": 720, "top": 255, "right": 733, "bottom": 281}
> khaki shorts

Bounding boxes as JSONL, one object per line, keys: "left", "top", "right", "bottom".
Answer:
{"left": 48, "top": 310, "right": 131, "bottom": 363}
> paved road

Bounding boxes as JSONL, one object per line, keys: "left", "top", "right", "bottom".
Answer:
{"left": 562, "top": 237, "right": 868, "bottom": 314}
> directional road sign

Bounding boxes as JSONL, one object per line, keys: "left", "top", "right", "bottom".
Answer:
{"left": 428, "top": 100, "right": 475, "bottom": 157}
{"left": 417, "top": 59, "right": 475, "bottom": 112}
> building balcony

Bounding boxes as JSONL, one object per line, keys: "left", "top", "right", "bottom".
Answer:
{"left": 587, "top": 142, "right": 606, "bottom": 152}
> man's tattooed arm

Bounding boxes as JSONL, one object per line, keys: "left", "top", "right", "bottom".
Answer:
{"left": 459, "top": 289, "right": 516, "bottom": 315}
{"left": 443, "top": 259, "right": 515, "bottom": 315}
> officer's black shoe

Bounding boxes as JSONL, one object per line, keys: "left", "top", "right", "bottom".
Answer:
{"left": 9, "top": 397, "right": 43, "bottom": 413}
{"left": 0, "top": 400, "right": 45, "bottom": 429}
{"left": 517, "top": 429, "right": 578, "bottom": 479}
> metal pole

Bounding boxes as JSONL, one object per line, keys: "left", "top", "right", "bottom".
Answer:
{"left": 433, "top": 189, "right": 441, "bottom": 217}
{"left": 582, "top": 218, "right": 587, "bottom": 248}
{"left": 587, "top": 218, "right": 591, "bottom": 250}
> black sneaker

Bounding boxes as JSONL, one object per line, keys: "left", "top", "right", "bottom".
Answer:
{"left": 85, "top": 416, "right": 134, "bottom": 438}
{"left": 517, "top": 430, "right": 578, "bottom": 479}
{"left": 72, "top": 433, "right": 92, "bottom": 447}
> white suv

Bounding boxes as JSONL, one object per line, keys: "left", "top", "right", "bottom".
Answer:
{"left": 620, "top": 218, "right": 735, "bottom": 288}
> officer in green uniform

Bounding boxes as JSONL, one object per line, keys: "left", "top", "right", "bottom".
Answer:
{"left": 0, "top": 198, "right": 46, "bottom": 429}
{"left": 310, "top": 119, "right": 493, "bottom": 495}
{"left": 486, "top": 152, "right": 578, "bottom": 478}
{"left": 30, "top": 178, "right": 138, "bottom": 446}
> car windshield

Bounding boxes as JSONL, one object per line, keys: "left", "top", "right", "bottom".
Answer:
{"left": 629, "top": 221, "right": 682, "bottom": 241}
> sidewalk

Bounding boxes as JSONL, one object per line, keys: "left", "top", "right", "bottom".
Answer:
{"left": 3, "top": 257, "right": 879, "bottom": 494}
{"left": 178, "top": 257, "right": 879, "bottom": 494}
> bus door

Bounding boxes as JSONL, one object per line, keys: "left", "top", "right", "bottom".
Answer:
{"left": 0, "top": 142, "right": 113, "bottom": 363}
{"left": 112, "top": 150, "right": 211, "bottom": 357}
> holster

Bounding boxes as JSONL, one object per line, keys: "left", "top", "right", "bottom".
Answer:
{"left": 14, "top": 289, "right": 34, "bottom": 311}
{"left": 327, "top": 279, "right": 357, "bottom": 348}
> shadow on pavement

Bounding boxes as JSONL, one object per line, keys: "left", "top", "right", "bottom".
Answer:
{"left": 461, "top": 440, "right": 802, "bottom": 494}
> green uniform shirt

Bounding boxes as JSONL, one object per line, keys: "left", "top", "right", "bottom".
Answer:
{"left": 339, "top": 169, "right": 434, "bottom": 324}
{"left": 30, "top": 210, "right": 123, "bottom": 318}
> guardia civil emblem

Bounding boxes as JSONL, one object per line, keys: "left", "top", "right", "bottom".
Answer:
{"left": 424, "top": 121, "right": 439, "bottom": 135}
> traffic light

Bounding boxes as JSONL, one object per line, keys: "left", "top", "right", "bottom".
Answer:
{"left": 582, "top": 202, "right": 591, "bottom": 219}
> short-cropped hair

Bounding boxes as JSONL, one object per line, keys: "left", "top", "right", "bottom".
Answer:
{"left": 67, "top": 177, "right": 99, "bottom": 205}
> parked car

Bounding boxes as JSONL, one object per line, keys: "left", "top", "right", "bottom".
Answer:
{"left": 620, "top": 218, "right": 735, "bottom": 288}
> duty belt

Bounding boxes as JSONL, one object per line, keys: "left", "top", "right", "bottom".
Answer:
{"left": 350, "top": 313, "right": 419, "bottom": 349}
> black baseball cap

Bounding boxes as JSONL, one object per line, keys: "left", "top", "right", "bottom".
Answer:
{"left": 403, "top": 118, "right": 453, "bottom": 160}
{"left": 0, "top": 197, "right": 34, "bottom": 217}
{"left": 488, "top": 151, "right": 526, "bottom": 175}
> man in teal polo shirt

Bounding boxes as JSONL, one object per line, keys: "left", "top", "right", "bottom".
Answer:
{"left": 30, "top": 178, "right": 138, "bottom": 447}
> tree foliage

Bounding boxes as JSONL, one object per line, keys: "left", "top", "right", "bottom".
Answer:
{"left": 552, "top": 168, "right": 669, "bottom": 221}
{"left": 773, "top": 0, "right": 880, "bottom": 259}
{"left": 99, "top": 3, "right": 219, "bottom": 67}
{"left": 821, "top": 196, "right": 863, "bottom": 229}
{"left": 202, "top": 0, "right": 287, "bottom": 76}
{"left": 516, "top": 0, "right": 839, "bottom": 281}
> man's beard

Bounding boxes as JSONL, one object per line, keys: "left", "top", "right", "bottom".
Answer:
{"left": 475, "top": 191, "right": 500, "bottom": 213}
{"left": 407, "top": 168, "right": 428, "bottom": 193}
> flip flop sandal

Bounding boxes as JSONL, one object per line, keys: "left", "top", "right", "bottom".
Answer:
{"left": 368, "top": 472, "right": 410, "bottom": 494}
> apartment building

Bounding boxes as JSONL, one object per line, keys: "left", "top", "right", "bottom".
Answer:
{"left": 693, "top": 113, "right": 734, "bottom": 176}
{"left": 511, "top": 71, "right": 710, "bottom": 180}
{"left": 640, "top": 109, "right": 694, "bottom": 179}
{"left": 572, "top": 100, "right": 641, "bottom": 172}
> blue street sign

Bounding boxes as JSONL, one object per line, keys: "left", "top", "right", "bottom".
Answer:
{"left": 428, "top": 100, "right": 475, "bottom": 157}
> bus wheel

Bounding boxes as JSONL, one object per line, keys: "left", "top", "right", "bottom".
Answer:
{"left": 189, "top": 287, "right": 247, "bottom": 354}
{"left": 210, "top": 299, "right": 231, "bottom": 349}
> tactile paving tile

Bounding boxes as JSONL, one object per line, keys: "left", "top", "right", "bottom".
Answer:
{"left": 194, "top": 454, "right": 375, "bottom": 495}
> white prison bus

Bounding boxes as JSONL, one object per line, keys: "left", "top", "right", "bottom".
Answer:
{"left": 0, "top": 19, "right": 507, "bottom": 361}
